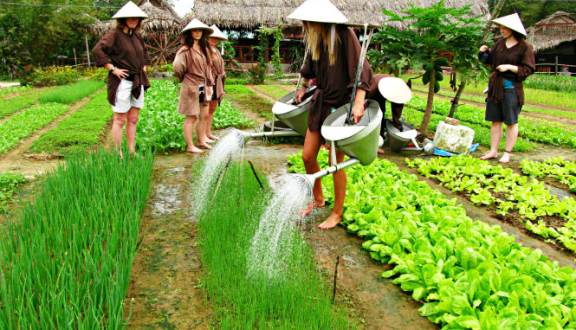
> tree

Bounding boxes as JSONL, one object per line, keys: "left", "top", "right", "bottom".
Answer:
{"left": 370, "top": 1, "right": 484, "bottom": 133}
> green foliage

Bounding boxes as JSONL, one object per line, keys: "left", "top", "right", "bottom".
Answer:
{"left": 0, "top": 85, "right": 28, "bottom": 98}
{"left": 0, "top": 172, "right": 27, "bottom": 214}
{"left": 492, "top": 0, "right": 576, "bottom": 27}
{"left": 0, "top": 93, "right": 44, "bottom": 119}
{"left": 198, "top": 162, "right": 353, "bottom": 328}
{"left": 407, "top": 156, "right": 576, "bottom": 253}
{"left": 39, "top": 80, "right": 104, "bottom": 104}
{"left": 0, "top": 150, "right": 153, "bottom": 329}
{"left": 521, "top": 158, "right": 576, "bottom": 193}
{"left": 225, "top": 84, "right": 274, "bottom": 120}
{"left": 0, "top": 103, "right": 69, "bottom": 155}
{"left": 288, "top": 155, "right": 576, "bottom": 328}
{"left": 252, "top": 84, "right": 292, "bottom": 100}
{"left": 81, "top": 67, "right": 109, "bottom": 82}
{"left": 27, "top": 66, "right": 80, "bottom": 87}
{"left": 525, "top": 75, "right": 576, "bottom": 93}
{"left": 370, "top": 1, "right": 484, "bottom": 131}
{"left": 30, "top": 91, "right": 112, "bottom": 156}
{"left": 137, "top": 80, "right": 253, "bottom": 152}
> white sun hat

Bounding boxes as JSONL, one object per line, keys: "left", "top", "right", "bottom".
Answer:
{"left": 182, "top": 18, "right": 214, "bottom": 34}
{"left": 287, "top": 0, "right": 348, "bottom": 24}
{"left": 378, "top": 77, "right": 412, "bottom": 104}
{"left": 209, "top": 25, "right": 228, "bottom": 40}
{"left": 112, "top": 1, "right": 148, "bottom": 19}
{"left": 492, "top": 13, "right": 527, "bottom": 36}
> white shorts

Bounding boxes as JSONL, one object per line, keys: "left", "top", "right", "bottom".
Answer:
{"left": 113, "top": 79, "right": 145, "bottom": 113}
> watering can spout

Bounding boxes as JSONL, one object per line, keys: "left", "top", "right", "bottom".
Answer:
{"left": 291, "top": 158, "right": 360, "bottom": 195}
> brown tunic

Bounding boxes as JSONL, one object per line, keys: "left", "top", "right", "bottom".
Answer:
{"left": 300, "top": 25, "right": 374, "bottom": 131}
{"left": 210, "top": 47, "right": 226, "bottom": 101}
{"left": 173, "top": 45, "right": 214, "bottom": 117}
{"left": 480, "top": 38, "right": 535, "bottom": 106}
{"left": 92, "top": 29, "right": 150, "bottom": 106}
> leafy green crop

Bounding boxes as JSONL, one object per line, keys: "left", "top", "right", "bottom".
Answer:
{"left": 225, "top": 84, "right": 274, "bottom": 120}
{"left": 137, "top": 80, "right": 254, "bottom": 152}
{"left": 30, "top": 90, "right": 112, "bottom": 156}
{"left": 0, "top": 103, "right": 69, "bottom": 155}
{"left": 289, "top": 153, "right": 576, "bottom": 328}
{"left": 521, "top": 158, "right": 576, "bottom": 193}
{"left": 407, "top": 156, "right": 576, "bottom": 253}
{"left": 0, "top": 85, "right": 29, "bottom": 99}
{"left": 0, "top": 150, "right": 153, "bottom": 328}
{"left": 0, "top": 172, "right": 27, "bottom": 214}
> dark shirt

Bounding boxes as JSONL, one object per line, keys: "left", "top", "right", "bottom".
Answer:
{"left": 93, "top": 29, "right": 151, "bottom": 106}
{"left": 479, "top": 38, "right": 535, "bottom": 106}
{"left": 300, "top": 25, "right": 373, "bottom": 131}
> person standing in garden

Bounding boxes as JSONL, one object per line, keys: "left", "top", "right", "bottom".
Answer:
{"left": 93, "top": 1, "right": 150, "bottom": 157}
{"left": 290, "top": 0, "right": 373, "bottom": 229}
{"left": 206, "top": 25, "right": 228, "bottom": 142}
{"left": 173, "top": 19, "right": 214, "bottom": 153}
{"left": 479, "top": 13, "right": 535, "bottom": 163}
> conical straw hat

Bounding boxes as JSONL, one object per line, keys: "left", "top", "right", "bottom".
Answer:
{"left": 492, "top": 13, "right": 526, "bottom": 36}
{"left": 182, "top": 19, "right": 214, "bottom": 34}
{"left": 112, "top": 1, "right": 148, "bottom": 19}
{"left": 209, "top": 25, "right": 228, "bottom": 40}
{"left": 287, "top": 0, "right": 348, "bottom": 24}
{"left": 378, "top": 77, "right": 412, "bottom": 104}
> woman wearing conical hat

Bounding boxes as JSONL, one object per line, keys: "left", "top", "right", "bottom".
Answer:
{"left": 206, "top": 25, "right": 228, "bottom": 141}
{"left": 92, "top": 1, "right": 150, "bottom": 157}
{"left": 173, "top": 19, "right": 215, "bottom": 153}
{"left": 289, "top": 0, "right": 374, "bottom": 229}
{"left": 478, "top": 13, "right": 535, "bottom": 163}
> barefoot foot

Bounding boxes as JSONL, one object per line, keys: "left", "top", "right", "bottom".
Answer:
{"left": 318, "top": 212, "right": 342, "bottom": 230}
{"left": 480, "top": 151, "right": 498, "bottom": 160}
{"left": 301, "top": 199, "right": 325, "bottom": 217}
{"left": 499, "top": 152, "right": 512, "bottom": 164}
{"left": 187, "top": 146, "right": 204, "bottom": 154}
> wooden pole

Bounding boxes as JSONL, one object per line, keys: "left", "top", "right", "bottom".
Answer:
{"left": 555, "top": 56, "right": 559, "bottom": 75}
{"left": 85, "top": 34, "right": 91, "bottom": 67}
{"left": 73, "top": 48, "right": 78, "bottom": 66}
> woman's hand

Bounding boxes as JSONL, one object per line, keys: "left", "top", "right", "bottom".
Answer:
{"left": 479, "top": 45, "right": 489, "bottom": 53}
{"left": 496, "top": 64, "right": 518, "bottom": 73}
{"left": 143, "top": 65, "right": 147, "bottom": 73}
{"left": 112, "top": 68, "right": 129, "bottom": 79}
{"left": 352, "top": 102, "right": 365, "bottom": 124}
{"left": 295, "top": 87, "right": 306, "bottom": 104}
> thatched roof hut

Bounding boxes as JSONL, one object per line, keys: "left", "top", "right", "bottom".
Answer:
{"left": 185, "top": 0, "right": 489, "bottom": 29}
{"left": 527, "top": 11, "right": 576, "bottom": 51}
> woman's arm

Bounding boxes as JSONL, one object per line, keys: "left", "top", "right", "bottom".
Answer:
{"left": 172, "top": 48, "right": 188, "bottom": 82}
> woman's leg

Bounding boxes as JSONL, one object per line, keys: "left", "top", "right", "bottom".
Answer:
{"left": 302, "top": 129, "right": 324, "bottom": 215}
{"left": 206, "top": 100, "right": 217, "bottom": 140}
{"left": 319, "top": 149, "right": 346, "bottom": 230}
{"left": 197, "top": 103, "right": 211, "bottom": 148}
{"left": 480, "top": 122, "right": 502, "bottom": 160}
{"left": 184, "top": 115, "right": 203, "bottom": 153}
{"left": 112, "top": 112, "right": 127, "bottom": 155}
{"left": 126, "top": 107, "right": 140, "bottom": 155}
{"left": 500, "top": 123, "right": 518, "bottom": 163}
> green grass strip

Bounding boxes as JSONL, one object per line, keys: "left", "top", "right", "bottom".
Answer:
{"left": 225, "top": 84, "right": 274, "bottom": 120}
{"left": 252, "top": 84, "right": 292, "bottom": 100}
{"left": 39, "top": 80, "right": 104, "bottom": 105}
{"left": 0, "top": 86, "right": 29, "bottom": 98}
{"left": 0, "top": 103, "right": 69, "bottom": 155}
{"left": 288, "top": 152, "right": 576, "bottom": 328}
{"left": 0, "top": 150, "right": 153, "bottom": 328}
{"left": 29, "top": 91, "right": 112, "bottom": 156}
{"left": 0, "top": 172, "right": 27, "bottom": 214}
{"left": 198, "top": 163, "right": 354, "bottom": 329}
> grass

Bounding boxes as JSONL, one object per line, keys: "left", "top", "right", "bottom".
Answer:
{"left": 197, "top": 162, "right": 354, "bottom": 329}
{"left": 0, "top": 85, "right": 29, "bottom": 98}
{"left": 39, "top": 80, "right": 104, "bottom": 105}
{"left": 213, "top": 99, "right": 255, "bottom": 129}
{"left": 0, "top": 103, "right": 70, "bottom": 155}
{"left": 225, "top": 84, "right": 274, "bottom": 120}
{"left": 252, "top": 84, "right": 293, "bottom": 100}
{"left": 525, "top": 74, "right": 576, "bottom": 93}
{"left": 0, "top": 172, "right": 27, "bottom": 214}
{"left": 0, "top": 93, "right": 44, "bottom": 119}
{"left": 404, "top": 75, "right": 576, "bottom": 110}
{"left": 0, "top": 150, "right": 153, "bottom": 329}
{"left": 29, "top": 90, "right": 112, "bottom": 156}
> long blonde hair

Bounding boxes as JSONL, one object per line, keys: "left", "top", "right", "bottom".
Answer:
{"left": 303, "top": 21, "right": 340, "bottom": 66}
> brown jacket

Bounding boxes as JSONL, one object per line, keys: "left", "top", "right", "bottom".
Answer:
{"left": 301, "top": 25, "right": 373, "bottom": 131}
{"left": 210, "top": 47, "right": 226, "bottom": 100}
{"left": 480, "top": 38, "right": 535, "bottom": 106}
{"left": 92, "top": 29, "right": 150, "bottom": 106}
{"left": 173, "top": 45, "right": 214, "bottom": 116}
